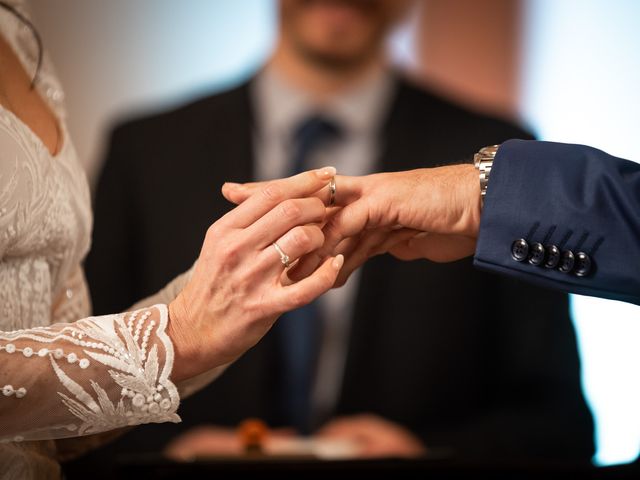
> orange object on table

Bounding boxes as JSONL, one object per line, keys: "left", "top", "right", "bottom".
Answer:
{"left": 238, "top": 418, "right": 269, "bottom": 454}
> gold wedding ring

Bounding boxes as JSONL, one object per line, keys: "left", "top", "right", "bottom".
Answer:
{"left": 273, "top": 242, "right": 291, "bottom": 268}
{"left": 328, "top": 177, "right": 336, "bottom": 206}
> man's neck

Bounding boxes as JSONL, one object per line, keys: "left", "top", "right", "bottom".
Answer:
{"left": 269, "top": 40, "right": 386, "bottom": 101}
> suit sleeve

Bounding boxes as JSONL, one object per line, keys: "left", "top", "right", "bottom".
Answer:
{"left": 474, "top": 139, "right": 640, "bottom": 305}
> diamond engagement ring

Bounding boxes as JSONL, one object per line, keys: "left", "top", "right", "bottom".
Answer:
{"left": 328, "top": 177, "right": 336, "bottom": 206}
{"left": 273, "top": 242, "right": 291, "bottom": 268}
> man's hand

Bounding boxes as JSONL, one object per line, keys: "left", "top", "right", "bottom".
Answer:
{"left": 316, "top": 414, "right": 427, "bottom": 458}
{"left": 164, "top": 426, "right": 241, "bottom": 461}
{"left": 223, "top": 164, "right": 481, "bottom": 286}
{"left": 164, "top": 425, "right": 297, "bottom": 461}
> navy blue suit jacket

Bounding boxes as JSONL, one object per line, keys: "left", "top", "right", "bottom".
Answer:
{"left": 475, "top": 139, "right": 640, "bottom": 305}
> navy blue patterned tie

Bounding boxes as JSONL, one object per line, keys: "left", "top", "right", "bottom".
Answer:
{"left": 278, "top": 115, "right": 343, "bottom": 435}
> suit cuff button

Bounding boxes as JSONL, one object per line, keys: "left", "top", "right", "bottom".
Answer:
{"left": 574, "top": 252, "right": 592, "bottom": 277}
{"left": 528, "top": 242, "right": 546, "bottom": 266}
{"left": 558, "top": 250, "right": 575, "bottom": 273}
{"left": 544, "top": 245, "right": 560, "bottom": 268}
{"left": 511, "top": 239, "right": 529, "bottom": 262}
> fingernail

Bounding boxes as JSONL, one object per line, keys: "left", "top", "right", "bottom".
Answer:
{"left": 223, "top": 182, "right": 241, "bottom": 189}
{"left": 332, "top": 254, "right": 344, "bottom": 270}
{"left": 316, "top": 166, "right": 337, "bottom": 179}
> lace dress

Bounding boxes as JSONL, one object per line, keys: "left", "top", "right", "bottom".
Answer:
{"left": 0, "top": 2, "right": 217, "bottom": 477}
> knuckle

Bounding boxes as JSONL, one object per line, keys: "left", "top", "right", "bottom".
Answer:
{"left": 288, "top": 290, "right": 307, "bottom": 308}
{"left": 219, "top": 242, "right": 241, "bottom": 263}
{"left": 280, "top": 199, "right": 301, "bottom": 220}
{"left": 289, "top": 227, "right": 311, "bottom": 250}
{"left": 261, "top": 183, "right": 283, "bottom": 202}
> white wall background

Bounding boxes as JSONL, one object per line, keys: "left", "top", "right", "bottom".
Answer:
{"left": 521, "top": 0, "right": 640, "bottom": 466}
{"left": 30, "top": 0, "right": 277, "bottom": 180}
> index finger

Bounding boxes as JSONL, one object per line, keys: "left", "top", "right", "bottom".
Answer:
{"left": 218, "top": 167, "right": 335, "bottom": 229}
{"left": 223, "top": 174, "right": 363, "bottom": 209}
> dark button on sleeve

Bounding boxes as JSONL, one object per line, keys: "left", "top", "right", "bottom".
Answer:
{"left": 558, "top": 250, "right": 575, "bottom": 273}
{"left": 574, "top": 252, "right": 592, "bottom": 277}
{"left": 511, "top": 239, "right": 529, "bottom": 262}
{"left": 544, "top": 245, "right": 560, "bottom": 269}
{"left": 528, "top": 242, "right": 546, "bottom": 266}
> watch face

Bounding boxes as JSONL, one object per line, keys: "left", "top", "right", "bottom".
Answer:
{"left": 480, "top": 145, "right": 500, "bottom": 157}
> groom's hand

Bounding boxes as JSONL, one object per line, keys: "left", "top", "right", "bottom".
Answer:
{"left": 223, "top": 164, "right": 482, "bottom": 287}
{"left": 316, "top": 414, "right": 427, "bottom": 458}
{"left": 311, "top": 165, "right": 481, "bottom": 285}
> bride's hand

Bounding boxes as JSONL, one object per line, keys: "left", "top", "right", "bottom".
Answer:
{"left": 168, "top": 167, "right": 343, "bottom": 382}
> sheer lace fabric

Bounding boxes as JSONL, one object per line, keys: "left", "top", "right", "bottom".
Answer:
{"left": 0, "top": 0, "right": 190, "bottom": 463}
{"left": 0, "top": 305, "right": 180, "bottom": 443}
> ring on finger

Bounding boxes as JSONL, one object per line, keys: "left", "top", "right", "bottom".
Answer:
{"left": 328, "top": 176, "right": 336, "bottom": 206}
{"left": 273, "top": 242, "right": 291, "bottom": 268}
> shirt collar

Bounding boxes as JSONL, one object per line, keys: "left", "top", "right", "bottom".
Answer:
{"left": 252, "top": 64, "right": 395, "bottom": 143}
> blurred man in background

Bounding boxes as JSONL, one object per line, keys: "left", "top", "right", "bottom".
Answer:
{"left": 71, "top": 0, "right": 593, "bottom": 474}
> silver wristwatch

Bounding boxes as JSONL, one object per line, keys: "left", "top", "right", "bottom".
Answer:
{"left": 473, "top": 145, "right": 500, "bottom": 197}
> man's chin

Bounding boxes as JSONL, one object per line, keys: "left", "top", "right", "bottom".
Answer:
{"left": 297, "top": 44, "right": 377, "bottom": 73}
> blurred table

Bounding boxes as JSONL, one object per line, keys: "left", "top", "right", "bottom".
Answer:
{"left": 115, "top": 455, "right": 640, "bottom": 480}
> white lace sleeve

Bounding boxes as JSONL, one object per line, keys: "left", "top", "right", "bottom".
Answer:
{"left": 0, "top": 304, "right": 180, "bottom": 443}
{"left": 128, "top": 265, "right": 230, "bottom": 399}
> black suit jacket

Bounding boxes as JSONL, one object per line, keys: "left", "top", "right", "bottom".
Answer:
{"left": 75, "top": 77, "right": 594, "bottom": 472}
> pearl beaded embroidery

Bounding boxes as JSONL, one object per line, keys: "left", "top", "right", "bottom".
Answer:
{"left": 0, "top": 306, "right": 180, "bottom": 441}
